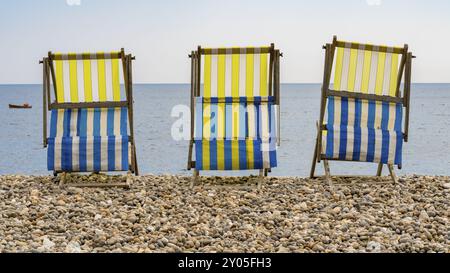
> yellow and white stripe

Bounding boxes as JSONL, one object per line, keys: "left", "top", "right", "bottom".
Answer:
{"left": 53, "top": 52, "right": 124, "bottom": 103}
{"left": 333, "top": 44, "right": 401, "bottom": 97}
{"left": 202, "top": 48, "right": 270, "bottom": 98}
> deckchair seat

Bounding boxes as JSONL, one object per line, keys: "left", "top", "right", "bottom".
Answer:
{"left": 47, "top": 107, "right": 130, "bottom": 172}
{"left": 323, "top": 96, "right": 404, "bottom": 166}
{"left": 194, "top": 96, "right": 278, "bottom": 171}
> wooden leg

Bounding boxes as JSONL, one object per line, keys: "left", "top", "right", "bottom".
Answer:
{"left": 131, "top": 144, "right": 139, "bottom": 176}
{"left": 59, "top": 172, "right": 67, "bottom": 187}
{"left": 310, "top": 136, "right": 319, "bottom": 178}
{"left": 258, "top": 170, "right": 264, "bottom": 190}
{"left": 191, "top": 170, "right": 199, "bottom": 189}
{"left": 126, "top": 171, "right": 133, "bottom": 188}
{"left": 323, "top": 160, "right": 333, "bottom": 189}
{"left": 187, "top": 140, "right": 193, "bottom": 171}
{"left": 388, "top": 164, "right": 398, "bottom": 184}
{"left": 376, "top": 163, "right": 383, "bottom": 177}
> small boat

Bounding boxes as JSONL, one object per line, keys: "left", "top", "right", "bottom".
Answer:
{"left": 9, "top": 103, "right": 32, "bottom": 109}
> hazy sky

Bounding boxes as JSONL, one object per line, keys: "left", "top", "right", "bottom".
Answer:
{"left": 0, "top": 0, "right": 449, "bottom": 83}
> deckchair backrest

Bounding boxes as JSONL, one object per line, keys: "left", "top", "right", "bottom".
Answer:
{"left": 50, "top": 51, "right": 127, "bottom": 104}
{"left": 199, "top": 47, "right": 273, "bottom": 98}
{"left": 331, "top": 41, "right": 406, "bottom": 98}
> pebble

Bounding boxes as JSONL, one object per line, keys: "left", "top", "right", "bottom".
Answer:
{"left": 419, "top": 210, "right": 430, "bottom": 222}
{"left": 0, "top": 174, "right": 447, "bottom": 253}
{"left": 42, "top": 237, "right": 55, "bottom": 251}
{"left": 65, "top": 241, "right": 82, "bottom": 253}
{"left": 366, "top": 241, "right": 382, "bottom": 253}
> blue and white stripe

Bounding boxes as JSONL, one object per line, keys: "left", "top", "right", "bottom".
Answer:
{"left": 324, "top": 97, "right": 403, "bottom": 165}
{"left": 47, "top": 107, "right": 129, "bottom": 172}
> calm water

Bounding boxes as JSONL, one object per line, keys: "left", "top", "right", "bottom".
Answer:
{"left": 1, "top": 84, "right": 449, "bottom": 176}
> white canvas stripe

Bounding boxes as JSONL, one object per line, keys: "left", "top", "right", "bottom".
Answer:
{"left": 334, "top": 97, "right": 342, "bottom": 126}
{"left": 332, "top": 126, "right": 340, "bottom": 159}
{"left": 56, "top": 109, "right": 65, "bottom": 137}
{"left": 253, "top": 49, "right": 261, "bottom": 96}
{"left": 247, "top": 104, "right": 256, "bottom": 138}
{"left": 86, "top": 136, "right": 94, "bottom": 170}
{"left": 114, "top": 108, "right": 121, "bottom": 136}
{"left": 387, "top": 103, "right": 395, "bottom": 131}
{"left": 76, "top": 57, "right": 85, "bottom": 102}
{"left": 359, "top": 127, "right": 369, "bottom": 162}
{"left": 100, "top": 109, "right": 107, "bottom": 136}
{"left": 333, "top": 97, "right": 341, "bottom": 158}
{"left": 322, "top": 131, "right": 327, "bottom": 154}
{"left": 72, "top": 137, "right": 80, "bottom": 171}
{"left": 105, "top": 58, "right": 114, "bottom": 101}
{"left": 239, "top": 49, "right": 246, "bottom": 97}
{"left": 272, "top": 105, "right": 279, "bottom": 140}
{"left": 101, "top": 137, "right": 108, "bottom": 171}
{"left": 225, "top": 51, "right": 232, "bottom": 97}
{"left": 118, "top": 59, "right": 125, "bottom": 101}
{"left": 260, "top": 104, "right": 269, "bottom": 141}
{"left": 355, "top": 46, "right": 365, "bottom": 91}
{"left": 63, "top": 60, "right": 71, "bottom": 102}
{"left": 115, "top": 137, "right": 122, "bottom": 170}
{"left": 375, "top": 102, "right": 383, "bottom": 129}
{"left": 86, "top": 109, "right": 94, "bottom": 136}
{"left": 373, "top": 129, "right": 383, "bottom": 162}
{"left": 361, "top": 101, "right": 369, "bottom": 128}
{"left": 70, "top": 109, "right": 78, "bottom": 137}
{"left": 345, "top": 126, "right": 354, "bottom": 161}
{"left": 262, "top": 141, "right": 270, "bottom": 169}
{"left": 345, "top": 99, "right": 356, "bottom": 161}
{"left": 368, "top": 49, "right": 379, "bottom": 94}
{"left": 347, "top": 98, "right": 356, "bottom": 127}
{"left": 91, "top": 55, "right": 99, "bottom": 102}
{"left": 54, "top": 139, "right": 62, "bottom": 171}
{"left": 341, "top": 46, "right": 351, "bottom": 91}
{"left": 383, "top": 50, "right": 393, "bottom": 96}
{"left": 388, "top": 131, "right": 397, "bottom": 164}
{"left": 210, "top": 50, "right": 218, "bottom": 97}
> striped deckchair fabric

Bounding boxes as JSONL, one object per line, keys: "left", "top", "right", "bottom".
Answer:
{"left": 47, "top": 108, "right": 129, "bottom": 172}
{"left": 41, "top": 49, "right": 138, "bottom": 177}
{"left": 51, "top": 52, "right": 126, "bottom": 103}
{"left": 331, "top": 42, "right": 404, "bottom": 96}
{"left": 201, "top": 47, "right": 271, "bottom": 98}
{"left": 324, "top": 97, "right": 403, "bottom": 165}
{"left": 189, "top": 45, "right": 281, "bottom": 174}
{"left": 311, "top": 36, "right": 413, "bottom": 183}
{"left": 194, "top": 96, "right": 277, "bottom": 171}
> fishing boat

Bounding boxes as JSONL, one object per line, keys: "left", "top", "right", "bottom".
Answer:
{"left": 9, "top": 103, "right": 32, "bottom": 109}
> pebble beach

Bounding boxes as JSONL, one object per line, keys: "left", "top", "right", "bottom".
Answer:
{"left": 0, "top": 174, "right": 448, "bottom": 253}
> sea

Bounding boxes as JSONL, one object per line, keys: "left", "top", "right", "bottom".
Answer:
{"left": 1, "top": 84, "right": 449, "bottom": 177}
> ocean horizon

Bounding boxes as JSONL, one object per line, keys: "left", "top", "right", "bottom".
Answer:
{"left": 1, "top": 83, "right": 449, "bottom": 176}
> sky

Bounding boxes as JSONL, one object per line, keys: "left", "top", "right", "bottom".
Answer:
{"left": 0, "top": 0, "right": 449, "bottom": 84}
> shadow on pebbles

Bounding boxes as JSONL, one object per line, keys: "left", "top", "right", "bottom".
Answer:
{"left": 0, "top": 174, "right": 448, "bottom": 253}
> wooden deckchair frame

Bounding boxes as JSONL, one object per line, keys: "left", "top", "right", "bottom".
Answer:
{"left": 310, "top": 36, "right": 414, "bottom": 186}
{"left": 40, "top": 48, "right": 138, "bottom": 188}
{"left": 187, "top": 44, "right": 282, "bottom": 189}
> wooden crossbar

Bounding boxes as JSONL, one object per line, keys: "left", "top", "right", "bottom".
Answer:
{"left": 49, "top": 101, "right": 128, "bottom": 110}
{"left": 327, "top": 90, "right": 405, "bottom": 104}
{"left": 335, "top": 41, "right": 406, "bottom": 54}
{"left": 50, "top": 52, "right": 122, "bottom": 60}
{"left": 200, "top": 45, "right": 273, "bottom": 55}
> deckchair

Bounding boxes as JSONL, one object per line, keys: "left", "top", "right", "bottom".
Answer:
{"left": 40, "top": 49, "right": 138, "bottom": 188}
{"left": 310, "top": 36, "right": 414, "bottom": 185}
{"left": 188, "top": 45, "right": 282, "bottom": 188}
